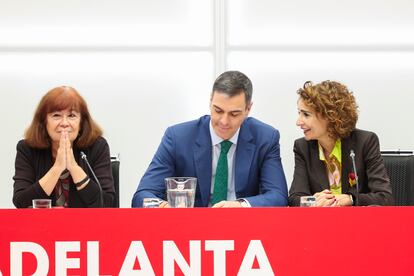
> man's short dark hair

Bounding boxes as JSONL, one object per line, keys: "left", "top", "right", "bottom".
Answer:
{"left": 212, "top": 71, "right": 253, "bottom": 105}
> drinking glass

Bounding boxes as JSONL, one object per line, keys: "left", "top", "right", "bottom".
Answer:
{"left": 300, "top": 196, "right": 316, "bottom": 207}
{"left": 32, "top": 199, "right": 52, "bottom": 209}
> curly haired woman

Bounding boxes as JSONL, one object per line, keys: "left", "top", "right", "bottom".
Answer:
{"left": 289, "top": 81, "right": 393, "bottom": 206}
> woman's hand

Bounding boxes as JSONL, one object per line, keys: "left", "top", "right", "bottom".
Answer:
{"left": 54, "top": 130, "right": 79, "bottom": 172}
{"left": 314, "top": 189, "right": 337, "bottom": 207}
{"left": 64, "top": 131, "right": 78, "bottom": 173}
{"left": 53, "top": 131, "right": 68, "bottom": 172}
{"left": 40, "top": 131, "right": 69, "bottom": 195}
{"left": 62, "top": 131, "right": 88, "bottom": 189}
{"left": 335, "top": 194, "right": 353, "bottom": 206}
{"left": 54, "top": 130, "right": 88, "bottom": 189}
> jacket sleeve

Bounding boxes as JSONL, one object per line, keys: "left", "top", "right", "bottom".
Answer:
{"left": 356, "top": 132, "right": 393, "bottom": 206}
{"left": 132, "top": 127, "right": 176, "bottom": 207}
{"left": 288, "top": 139, "right": 313, "bottom": 206}
{"left": 13, "top": 141, "right": 50, "bottom": 208}
{"left": 244, "top": 129, "right": 288, "bottom": 207}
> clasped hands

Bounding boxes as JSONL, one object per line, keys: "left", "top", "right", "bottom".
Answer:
{"left": 314, "top": 189, "right": 352, "bottom": 207}
{"left": 53, "top": 130, "right": 80, "bottom": 174}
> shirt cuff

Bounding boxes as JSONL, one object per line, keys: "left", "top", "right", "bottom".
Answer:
{"left": 237, "top": 198, "right": 251, "bottom": 207}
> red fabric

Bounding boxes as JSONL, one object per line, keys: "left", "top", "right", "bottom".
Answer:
{"left": 0, "top": 207, "right": 412, "bottom": 275}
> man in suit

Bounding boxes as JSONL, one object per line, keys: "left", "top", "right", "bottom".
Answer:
{"left": 132, "top": 71, "right": 288, "bottom": 207}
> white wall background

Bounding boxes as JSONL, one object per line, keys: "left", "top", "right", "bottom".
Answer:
{"left": 1, "top": 0, "right": 413, "bottom": 208}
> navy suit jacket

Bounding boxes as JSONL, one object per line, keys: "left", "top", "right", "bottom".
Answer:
{"left": 132, "top": 115, "right": 288, "bottom": 207}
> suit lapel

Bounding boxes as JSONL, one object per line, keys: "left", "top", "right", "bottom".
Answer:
{"left": 309, "top": 141, "right": 330, "bottom": 191}
{"left": 235, "top": 125, "right": 255, "bottom": 196}
{"left": 194, "top": 118, "right": 213, "bottom": 207}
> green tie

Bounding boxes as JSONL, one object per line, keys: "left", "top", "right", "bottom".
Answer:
{"left": 211, "top": 140, "right": 233, "bottom": 205}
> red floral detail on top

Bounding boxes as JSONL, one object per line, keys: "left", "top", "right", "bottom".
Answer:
{"left": 348, "top": 172, "right": 357, "bottom": 187}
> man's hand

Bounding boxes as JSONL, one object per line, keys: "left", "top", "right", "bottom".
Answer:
{"left": 159, "top": 201, "right": 170, "bottom": 208}
{"left": 212, "top": 200, "right": 243, "bottom": 208}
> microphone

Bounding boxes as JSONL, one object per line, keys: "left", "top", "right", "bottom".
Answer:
{"left": 80, "top": 151, "right": 104, "bottom": 207}
{"left": 349, "top": 150, "right": 359, "bottom": 206}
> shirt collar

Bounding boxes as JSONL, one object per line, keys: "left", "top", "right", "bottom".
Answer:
{"left": 209, "top": 119, "right": 239, "bottom": 146}
{"left": 319, "top": 139, "right": 342, "bottom": 162}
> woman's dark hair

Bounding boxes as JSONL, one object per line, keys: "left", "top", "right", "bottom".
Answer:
{"left": 25, "top": 86, "right": 103, "bottom": 148}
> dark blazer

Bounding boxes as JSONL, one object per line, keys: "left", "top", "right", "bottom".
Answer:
{"left": 289, "top": 129, "right": 393, "bottom": 206}
{"left": 132, "top": 115, "right": 288, "bottom": 207}
{"left": 13, "top": 137, "right": 115, "bottom": 208}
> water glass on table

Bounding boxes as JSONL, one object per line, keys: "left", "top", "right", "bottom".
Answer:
{"left": 300, "top": 196, "right": 316, "bottom": 207}
{"left": 32, "top": 199, "right": 52, "bottom": 209}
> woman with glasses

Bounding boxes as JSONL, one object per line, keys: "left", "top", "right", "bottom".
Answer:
{"left": 289, "top": 80, "right": 393, "bottom": 207}
{"left": 13, "top": 86, "right": 114, "bottom": 208}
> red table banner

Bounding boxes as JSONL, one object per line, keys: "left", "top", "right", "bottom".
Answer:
{"left": 0, "top": 207, "right": 413, "bottom": 276}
